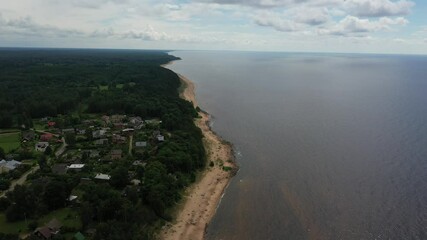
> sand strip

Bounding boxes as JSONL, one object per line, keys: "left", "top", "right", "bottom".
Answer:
{"left": 159, "top": 69, "right": 237, "bottom": 240}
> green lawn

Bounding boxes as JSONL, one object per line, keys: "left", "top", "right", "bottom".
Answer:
{"left": 38, "top": 208, "right": 81, "bottom": 230}
{"left": 99, "top": 85, "right": 109, "bottom": 91}
{"left": 0, "top": 208, "right": 81, "bottom": 235}
{"left": 0, "top": 213, "right": 28, "bottom": 234}
{"left": 116, "top": 83, "right": 124, "bottom": 89}
{"left": 0, "top": 132, "right": 21, "bottom": 153}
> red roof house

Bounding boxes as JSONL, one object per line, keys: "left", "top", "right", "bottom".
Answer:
{"left": 40, "top": 133, "right": 53, "bottom": 141}
{"left": 48, "top": 121, "right": 56, "bottom": 127}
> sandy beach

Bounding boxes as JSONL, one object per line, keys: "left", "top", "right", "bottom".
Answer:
{"left": 159, "top": 70, "right": 237, "bottom": 240}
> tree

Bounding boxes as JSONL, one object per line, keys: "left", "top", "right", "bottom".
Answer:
{"left": 65, "top": 132, "right": 76, "bottom": 146}
{"left": 38, "top": 154, "right": 47, "bottom": 170}
{"left": 0, "top": 147, "right": 5, "bottom": 159}
{"left": 43, "top": 180, "right": 67, "bottom": 210}
{"left": 44, "top": 146, "right": 52, "bottom": 156}
{"left": 110, "top": 167, "right": 129, "bottom": 189}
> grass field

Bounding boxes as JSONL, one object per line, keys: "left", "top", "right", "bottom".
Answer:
{"left": 38, "top": 208, "right": 81, "bottom": 229}
{"left": 99, "top": 85, "right": 109, "bottom": 91}
{"left": 0, "top": 132, "right": 20, "bottom": 153}
{"left": 0, "top": 213, "right": 29, "bottom": 234}
{"left": 0, "top": 208, "right": 81, "bottom": 235}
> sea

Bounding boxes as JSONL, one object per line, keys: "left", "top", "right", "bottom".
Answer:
{"left": 167, "top": 51, "right": 427, "bottom": 240}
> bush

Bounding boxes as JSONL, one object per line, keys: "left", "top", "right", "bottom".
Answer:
{"left": 0, "top": 197, "right": 11, "bottom": 211}
{"left": 27, "top": 221, "right": 38, "bottom": 231}
{"left": 0, "top": 179, "right": 11, "bottom": 191}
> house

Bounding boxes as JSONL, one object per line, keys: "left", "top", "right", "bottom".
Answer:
{"left": 68, "top": 164, "right": 85, "bottom": 171}
{"left": 52, "top": 164, "right": 68, "bottom": 175}
{"left": 101, "top": 115, "right": 110, "bottom": 125}
{"left": 112, "top": 134, "right": 126, "bottom": 144}
{"left": 132, "top": 160, "right": 146, "bottom": 167}
{"left": 40, "top": 133, "right": 53, "bottom": 141}
{"left": 68, "top": 195, "right": 78, "bottom": 202}
{"left": 22, "top": 130, "right": 35, "bottom": 141}
{"left": 157, "top": 135, "right": 165, "bottom": 142}
{"left": 34, "top": 218, "right": 62, "bottom": 239}
{"left": 89, "top": 150, "right": 100, "bottom": 158}
{"left": 46, "top": 218, "right": 62, "bottom": 233}
{"left": 62, "top": 128, "right": 75, "bottom": 134}
{"left": 34, "top": 226, "right": 53, "bottom": 239}
{"left": 94, "top": 173, "right": 111, "bottom": 180}
{"left": 111, "top": 114, "right": 126, "bottom": 123}
{"left": 94, "top": 138, "right": 108, "bottom": 145}
{"left": 76, "top": 128, "right": 86, "bottom": 135}
{"left": 135, "top": 141, "right": 147, "bottom": 148}
{"left": 129, "top": 117, "right": 144, "bottom": 129}
{"left": 0, "top": 160, "right": 21, "bottom": 173}
{"left": 131, "top": 179, "right": 141, "bottom": 186}
{"left": 113, "top": 123, "right": 125, "bottom": 129}
{"left": 122, "top": 128, "right": 134, "bottom": 135}
{"left": 92, "top": 129, "right": 106, "bottom": 139}
{"left": 47, "top": 121, "right": 56, "bottom": 127}
{"left": 35, "top": 142, "right": 50, "bottom": 152}
{"left": 110, "top": 149, "right": 122, "bottom": 160}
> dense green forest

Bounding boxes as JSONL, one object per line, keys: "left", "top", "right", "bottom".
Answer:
{"left": 0, "top": 48, "right": 206, "bottom": 240}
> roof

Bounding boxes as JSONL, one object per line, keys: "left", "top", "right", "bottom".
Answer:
{"left": 74, "top": 232, "right": 86, "bottom": 240}
{"left": 111, "top": 149, "right": 122, "bottom": 155}
{"left": 0, "top": 160, "right": 21, "bottom": 170}
{"left": 52, "top": 164, "right": 68, "bottom": 175}
{"left": 94, "top": 173, "right": 111, "bottom": 180}
{"left": 36, "top": 142, "right": 49, "bottom": 147}
{"left": 94, "top": 138, "right": 108, "bottom": 144}
{"left": 68, "top": 164, "right": 85, "bottom": 169}
{"left": 22, "top": 130, "right": 35, "bottom": 140}
{"left": 157, "top": 135, "right": 165, "bottom": 142}
{"left": 68, "top": 195, "right": 78, "bottom": 201}
{"left": 46, "top": 218, "right": 62, "bottom": 231}
{"left": 135, "top": 141, "right": 147, "bottom": 147}
{"left": 35, "top": 226, "right": 52, "bottom": 239}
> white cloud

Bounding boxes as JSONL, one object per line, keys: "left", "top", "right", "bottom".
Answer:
{"left": 344, "top": 0, "right": 414, "bottom": 17}
{"left": 318, "top": 16, "right": 408, "bottom": 36}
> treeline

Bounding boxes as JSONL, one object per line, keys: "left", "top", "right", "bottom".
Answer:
{"left": 0, "top": 48, "right": 180, "bottom": 126}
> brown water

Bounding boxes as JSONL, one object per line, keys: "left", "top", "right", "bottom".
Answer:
{"left": 168, "top": 51, "right": 427, "bottom": 240}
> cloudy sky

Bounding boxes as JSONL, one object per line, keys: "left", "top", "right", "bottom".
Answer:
{"left": 1, "top": 0, "right": 426, "bottom": 54}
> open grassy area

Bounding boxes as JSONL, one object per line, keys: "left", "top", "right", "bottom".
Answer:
{"left": 116, "top": 83, "right": 124, "bottom": 89}
{"left": 0, "top": 208, "right": 81, "bottom": 235}
{"left": 0, "top": 132, "right": 20, "bottom": 153}
{"left": 0, "top": 213, "right": 28, "bottom": 234}
{"left": 99, "top": 85, "right": 109, "bottom": 91}
{"left": 38, "top": 208, "right": 81, "bottom": 229}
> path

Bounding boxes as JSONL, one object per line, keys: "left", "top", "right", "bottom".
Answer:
{"left": 0, "top": 165, "right": 40, "bottom": 198}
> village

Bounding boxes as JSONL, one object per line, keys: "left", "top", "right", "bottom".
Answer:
{"left": 0, "top": 113, "right": 168, "bottom": 239}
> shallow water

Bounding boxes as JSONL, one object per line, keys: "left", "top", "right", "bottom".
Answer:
{"left": 168, "top": 51, "right": 427, "bottom": 240}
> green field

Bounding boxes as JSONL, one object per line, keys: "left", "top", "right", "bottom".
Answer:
{"left": 38, "top": 208, "right": 81, "bottom": 230}
{"left": 99, "top": 85, "right": 109, "bottom": 91}
{"left": 0, "top": 132, "right": 20, "bottom": 153}
{"left": 0, "top": 208, "right": 81, "bottom": 235}
{"left": 0, "top": 213, "right": 28, "bottom": 234}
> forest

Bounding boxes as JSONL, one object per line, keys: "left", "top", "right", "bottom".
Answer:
{"left": 0, "top": 48, "right": 206, "bottom": 240}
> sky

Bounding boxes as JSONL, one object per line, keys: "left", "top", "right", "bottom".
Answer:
{"left": 0, "top": 0, "right": 426, "bottom": 54}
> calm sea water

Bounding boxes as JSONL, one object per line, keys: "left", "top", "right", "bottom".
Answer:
{"left": 167, "top": 51, "right": 427, "bottom": 240}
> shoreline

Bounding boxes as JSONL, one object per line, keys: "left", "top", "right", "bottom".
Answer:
{"left": 159, "top": 65, "right": 237, "bottom": 240}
